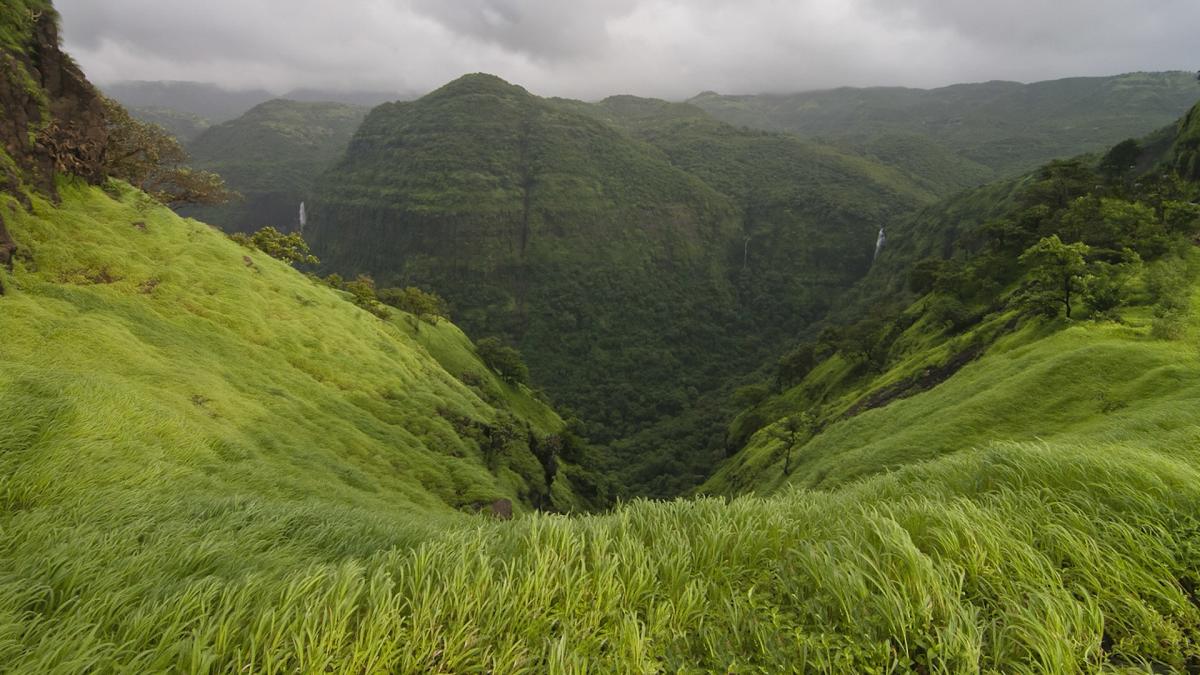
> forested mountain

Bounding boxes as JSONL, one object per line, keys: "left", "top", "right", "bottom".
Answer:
{"left": 7, "top": 2, "right": 1200, "bottom": 670}
{"left": 715, "top": 99, "right": 1200, "bottom": 487}
{"left": 178, "top": 99, "right": 369, "bottom": 233}
{"left": 104, "top": 80, "right": 276, "bottom": 124}
{"left": 692, "top": 71, "right": 1199, "bottom": 190}
{"left": 307, "top": 74, "right": 934, "bottom": 496}
{"left": 123, "top": 105, "right": 210, "bottom": 142}
{"left": 105, "top": 80, "right": 400, "bottom": 124}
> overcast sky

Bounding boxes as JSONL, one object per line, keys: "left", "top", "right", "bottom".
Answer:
{"left": 56, "top": 0, "right": 1200, "bottom": 100}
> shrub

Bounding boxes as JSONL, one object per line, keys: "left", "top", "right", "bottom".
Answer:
{"left": 232, "top": 226, "right": 318, "bottom": 266}
{"left": 1151, "top": 307, "right": 1189, "bottom": 340}
{"left": 925, "top": 294, "right": 973, "bottom": 332}
{"left": 776, "top": 343, "right": 817, "bottom": 389}
{"left": 732, "top": 383, "right": 770, "bottom": 409}
{"left": 476, "top": 337, "right": 530, "bottom": 385}
{"left": 378, "top": 286, "right": 448, "bottom": 330}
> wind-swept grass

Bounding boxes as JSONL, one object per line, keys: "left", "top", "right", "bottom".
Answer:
{"left": 2, "top": 180, "right": 1200, "bottom": 671}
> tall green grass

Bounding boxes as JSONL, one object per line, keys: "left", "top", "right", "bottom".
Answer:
{"left": 2, "top": 180, "right": 1200, "bottom": 671}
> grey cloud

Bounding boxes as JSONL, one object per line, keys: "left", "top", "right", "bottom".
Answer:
{"left": 411, "top": 0, "right": 640, "bottom": 61}
{"left": 53, "top": 0, "right": 1200, "bottom": 100}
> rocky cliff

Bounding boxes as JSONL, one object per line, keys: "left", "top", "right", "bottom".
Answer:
{"left": 0, "top": 3, "right": 108, "bottom": 266}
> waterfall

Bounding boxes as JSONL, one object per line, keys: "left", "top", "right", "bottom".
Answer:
{"left": 873, "top": 227, "right": 886, "bottom": 261}
{"left": 298, "top": 201, "right": 307, "bottom": 233}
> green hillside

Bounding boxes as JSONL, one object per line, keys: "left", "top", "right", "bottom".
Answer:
{"left": 309, "top": 76, "right": 935, "bottom": 496}
{"left": 692, "top": 72, "right": 1200, "bottom": 188}
{"left": 5, "top": 183, "right": 1200, "bottom": 672}
{"left": 716, "top": 101, "right": 1200, "bottom": 486}
{"left": 103, "top": 81, "right": 274, "bottom": 124}
{"left": 179, "top": 99, "right": 368, "bottom": 233}
{"left": 127, "top": 105, "right": 211, "bottom": 143}
{"left": 7, "top": 3, "right": 1200, "bottom": 670}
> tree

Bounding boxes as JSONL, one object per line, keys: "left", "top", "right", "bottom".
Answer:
{"left": 908, "top": 258, "right": 944, "bottom": 295}
{"left": 231, "top": 226, "right": 318, "bottom": 266}
{"left": 476, "top": 337, "right": 530, "bottom": 385}
{"left": 1017, "top": 235, "right": 1090, "bottom": 318}
{"left": 1021, "top": 159, "right": 1097, "bottom": 210}
{"left": 770, "top": 412, "right": 814, "bottom": 475}
{"left": 776, "top": 343, "right": 817, "bottom": 389}
{"left": 1099, "top": 139, "right": 1141, "bottom": 182}
{"left": 100, "top": 97, "right": 234, "bottom": 206}
{"left": 378, "top": 286, "right": 449, "bottom": 330}
{"left": 1081, "top": 258, "right": 1137, "bottom": 320}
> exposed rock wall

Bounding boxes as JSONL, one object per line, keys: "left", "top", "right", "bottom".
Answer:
{"left": 0, "top": 7, "right": 108, "bottom": 266}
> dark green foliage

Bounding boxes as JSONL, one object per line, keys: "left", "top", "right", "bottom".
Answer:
{"left": 378, "top": 286, "right": 448, "bottom": 330}
{"left": 308, "top": 75, "right": 930, "bottom": 497}
{"left": 1080, "top": 261, "right": 1135, "bottom": 319}
{"left": 776, "top": 343, "right": 818, "bottom": 389}
{"left": 1173, "top": 102, "right": 1200, "bottom": 180}
{"left": 1099, "top": 139, "right": 1142, "bottom": 181}
{"left": 102, "top": 97, "right": 234, "bottom": 207}
{"left": 476, "top": 337, "right": 530, "bottom": 385}
{"left": 1017, "top": 236, "right": 1090, "bottom": 318}
{"left": 691, "top": 72, "right": 1200, "bottom": 186}
{"left": 732, "top": 98, "right": 1200, "bottom": 466}
{"left": 231, "top": 226, "right": 318, "bottom": 266}
{"left": 318, "top": 273, "right": 392, "bottom": 319}
{"left": 179, "top": 100, "right": 368, "bottom": 233}
{"left": 925, "top": 293, "right": 974, "bottom": 331}
{"left": 732, "top": 383, "right": 771, "bottom": 408}
{"left": 127, "top": 106, "right": 210, "bottom": 143}
{"left": 770, "top": 412, "right": 813, "bottom": 475}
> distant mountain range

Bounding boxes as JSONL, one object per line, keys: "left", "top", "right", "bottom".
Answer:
{"left": 690, "top": 71, "right": 1200, "bottom": 182}
{"left": 103, "top": 80, "right": 406, "bottom": 126}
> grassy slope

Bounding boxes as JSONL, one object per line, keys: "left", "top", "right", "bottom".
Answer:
{"left": 180, "top": 99, "right": 368, "bottom": 233}
{"left": 692, "top": 72, "right": 1200, "bottom": 185}
{"left": 5, "top": 193, "right": 1200, "bottom": 669}
{"left": 0, "top": 180, "right": 589, "bottom": 523}
{"left": 1, "top": 184, "right": 1199, "bottom": 671}
{"left": 706, "top": 297, "right": 1200, "bottom": 493}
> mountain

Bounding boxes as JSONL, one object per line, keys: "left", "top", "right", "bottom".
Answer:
{"left": 8, "top": 3, "right": 1200, "bottom": 670}
{"left": 691, "top": 71, "right": 1200, "bottom": 188}
{"left": 713, "top": 98, "right": 1200, "bottom": 485}
{"left": 125, "top": 105, "right": 211, "bottom": 142}
{"left": 178, "top": 99, "right": 369, "bottom": 233}
{"left": 307, "top": 74, "right": 935, "bottom": 496}
{"left": 104, "top": 80, "right": 404, "bottom": 129}
{"left": 103, "top": 80, "right": 275, "bottom": 124}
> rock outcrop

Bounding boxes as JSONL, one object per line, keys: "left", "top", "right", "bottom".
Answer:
{"left": 0, "top": 6, "right": 108, "bottom": 266}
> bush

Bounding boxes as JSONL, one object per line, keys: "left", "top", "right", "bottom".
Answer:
{"left": 378, "top": 286, "right": 449, "bottom": 330}
{"left": 1081, "top": 261, "right": 1135, "bottom": 321}
{"left": 476, "top": 337, "right": 530, "bottom": 385}
{"left": 1146, "top": 259, "right": 1191, "bottom": 312}
{"left": 1151, "top": 307, "right": 1189, "bottom": 340}
{"left": 732, "top": 383, "right": 770, "bottom": 409}
{"left": 776, "top": 343, "right": 817, "bottom": 389}
{"left": 318, "top": 274, "right": 391, "bottom": 319}
{"left": 925, "top": 294, "right": 973, "bottom": 332}
{"left": 232, "top": 226, "right": 318, "bottom": 266}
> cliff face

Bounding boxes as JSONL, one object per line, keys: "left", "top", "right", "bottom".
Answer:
{"left": 0, "top": 5, "right": 108, "bottom": 266}
{"left": 1174, "top": 101, "right": 1200, "bottom": 181}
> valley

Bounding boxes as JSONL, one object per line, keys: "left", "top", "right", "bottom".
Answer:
{"left": 3, "top": 1, "right": 1200, "bottom": 671}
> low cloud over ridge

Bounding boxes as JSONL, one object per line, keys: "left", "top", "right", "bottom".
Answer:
{"left": 57, "top": 0, "right": 1200, "bottom": 99}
